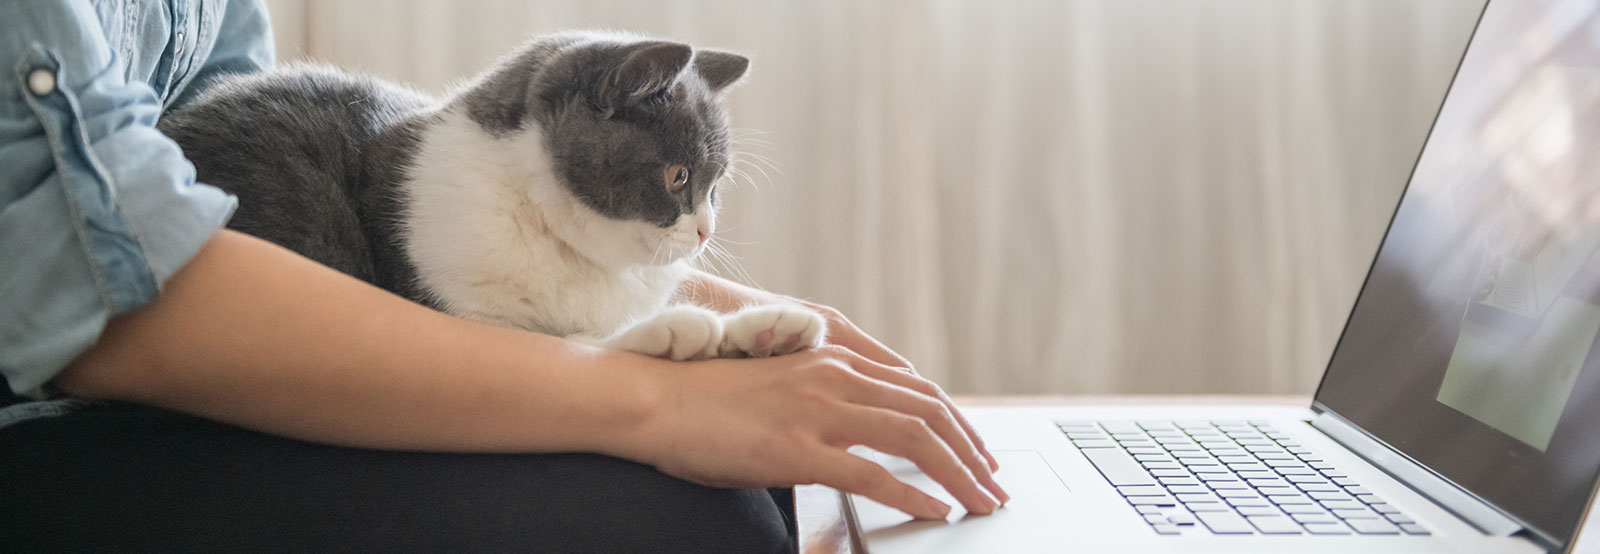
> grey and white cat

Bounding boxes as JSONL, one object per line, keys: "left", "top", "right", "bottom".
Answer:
{"left": 159, "top": 31, "right": 824, "bottom": 360}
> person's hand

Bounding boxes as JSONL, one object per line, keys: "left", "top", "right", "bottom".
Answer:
{"left": 625, "top": 345, "right": 1010, "bottom": 519}
{"left": 785, "top": 298, "right": 1001, "bottom": 473}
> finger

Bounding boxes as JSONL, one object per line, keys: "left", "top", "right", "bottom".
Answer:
{"left": 816, "top": 448, "right": 952, "bottom": 520}
{"left": 843, "top": 372, "right": 1009, "bottom": 504}
{"left": 847, "top": 354, "right": 1003, "bottom": 473}
{"left": 815, "top": 310, "right": 913, "bottom": 369}
{"left": 834, "top": 405, "right": 999, "bottom": 515}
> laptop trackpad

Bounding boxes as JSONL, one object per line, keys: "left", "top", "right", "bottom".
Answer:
{"left": 857, "top": 450, "right": 1072, "bottom": 532}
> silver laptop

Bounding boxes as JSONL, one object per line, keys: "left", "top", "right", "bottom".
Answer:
{"left": 845, "top": 1, "right": 1600, "bottom": 552}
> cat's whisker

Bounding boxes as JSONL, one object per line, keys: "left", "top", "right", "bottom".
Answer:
{"left": 706, "top": 239, "right": 760, "bottom": 289}
{"left": 736, "top": 150, "right": 784, "bottom": 174}
{"left": 734, "top": 158, "right": 776, "bottom": 189}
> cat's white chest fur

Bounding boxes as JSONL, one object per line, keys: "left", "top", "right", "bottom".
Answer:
{"left": 400, "top": 109, "right": 684, "bottom": 336}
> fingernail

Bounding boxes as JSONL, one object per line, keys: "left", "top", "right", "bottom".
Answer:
{"left": 925, "top": 497, "right": 952, "bottom": 519}
{"left": 992, "top": 482, "right": 1011, "bottom": 504}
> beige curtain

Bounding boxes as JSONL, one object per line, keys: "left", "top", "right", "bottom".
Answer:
{"left": 263, "top": 0, "right": 1483, "bottom": 395}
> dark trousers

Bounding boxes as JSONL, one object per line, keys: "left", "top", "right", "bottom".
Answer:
{"left": 0, "top": 402, "right": 797, "bottom": 553}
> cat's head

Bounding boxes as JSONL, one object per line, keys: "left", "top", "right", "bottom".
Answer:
{"left": 461, "top": 32, "right": 750, "bottom": 270}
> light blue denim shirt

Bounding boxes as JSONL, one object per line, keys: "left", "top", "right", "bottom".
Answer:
{"left": 1, "top": 0, "right": 272, "bottom": 420}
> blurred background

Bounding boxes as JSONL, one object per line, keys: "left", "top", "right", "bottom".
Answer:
{"left": 261, "top": 0, "right": 1485, "bottom": 396}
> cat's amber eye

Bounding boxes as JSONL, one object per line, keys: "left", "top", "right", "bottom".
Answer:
{"left": 665, "top": 164, "right": 690, "bottom": 192}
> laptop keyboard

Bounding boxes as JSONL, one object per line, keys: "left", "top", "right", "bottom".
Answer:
{"left": 1058, "top": 420, "right": 1432, "bottom": 537}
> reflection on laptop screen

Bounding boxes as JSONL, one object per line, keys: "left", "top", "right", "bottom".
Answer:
{"left": 1315, "top": 0, "right": 1600, "bottom": 545}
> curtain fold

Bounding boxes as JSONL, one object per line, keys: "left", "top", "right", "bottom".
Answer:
{"left": 262, "top": 0, "right": 1483, "bottom": 394}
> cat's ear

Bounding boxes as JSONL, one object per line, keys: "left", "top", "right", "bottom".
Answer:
{"left": 694, "top": 49, "right": 750, "bottom": 93}
{"left": 595, "top": 41, "right": 693, "bottom": 116}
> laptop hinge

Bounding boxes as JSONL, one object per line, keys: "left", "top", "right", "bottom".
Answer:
{"left": 1310, "top": 412, "right": 1523, "bottom": 537}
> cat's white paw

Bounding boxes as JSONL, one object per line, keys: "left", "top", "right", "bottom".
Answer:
{"left": 603, "top": 306, "right": 724, "bottom": 361}
{"left": 719, "top": 305, "right": 827, "bottom": 358}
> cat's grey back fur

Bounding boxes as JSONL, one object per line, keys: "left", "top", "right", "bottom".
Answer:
{"left": 159, "top": 65, "right": 437, "bottom": 302}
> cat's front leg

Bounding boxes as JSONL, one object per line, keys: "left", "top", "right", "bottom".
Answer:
{"left": 719, "top": 305, "right": 827, "bottom": 358}
{"left": 577, "top": 305, "right": 725, "bottom": 361}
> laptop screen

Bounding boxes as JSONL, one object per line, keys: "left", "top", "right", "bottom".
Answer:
{"left": 1314, "top": 0, "right": 1600, "bottom": 545}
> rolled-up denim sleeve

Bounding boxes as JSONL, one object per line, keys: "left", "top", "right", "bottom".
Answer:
{"left": 172, "top": 0, "right": 275, "bottom": 110}
{"left": 0, "top": 0, "right": 236, "bottom": 398}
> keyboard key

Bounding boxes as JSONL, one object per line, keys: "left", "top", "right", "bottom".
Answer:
{"left": 1345, "top": 486, "right": 1372, "bottom": 496}
{"left": 1186, "top": 464, "right": 1230, "bottom": 474}
{"left": 1176, "top": 421, "right": 1213, "bottom": 429}
{"left": 1227, "top": 497, "right": 1272, "bottom": 507}
{"left": 1308, "top": 491, "right": 1354, "bottom": 502}
{"left": 1126, "top": 446, "right": 1166, "bottom": 455}
{"left": 1065, "top": 431, "right": 1107, "bottom": 440}
{"left": 1321, "top": 500, "right": 1365, "bottom": 511}
{"left": 1276, "top": 466, "right": 1317, "bottom": 476}
{"left": 1347, "top": 518, "right": 1400, "bottom": 535}
{"left": 1101, "top": 422, "right": 1140, "bottom": 433}
{"left": 1118, "top": 485, "right": 1167, "bottom": 496}
{"left": 1256, "top": 452, "right": 1297, "bottom": 461}
{"left": 1138, "top": 421, "right": 1178, "bottom": 430}
{"left": 1168, "top": 511, "right": 1197, "bottom": 526}
{"left": 1332, "top": 477, "right": 1359, "bottom": 487}
{"left": 1369, "top": 503, "right": 1401, "bottom": 514}
{"left": 1292, "top": 512, "right": 1338, "bottom": 524}
{"left": 1217, "top": 455, "right": 1254, "bottom": 464}
{"left": 1280, "top": 503, "right": 1327, "bottom": 514}
{"left": 1399, "top": 523, "right": 1431, "bottom": 535}
{"left": 1073, "top": 439, "right": 1116, "bottom": 449}
{"left": 1136, "top": 505, "right": 1163, "bottom": 515}
{"left": 1159, "top": 477, "right": 1201, "bottom": 487}
{"left": 1167, "top": 484, "right": 1209, "bottom": 495}
{"left": 1297, "top": 483, "right": 1339, "bottom": 492}
{"left": 1135, "top": 454, "right": 1175, "bottom": 463}
{"left": 1151, "top": 523, "right": 1182, "bottom": 535}
{"left": 1265, "top": 460, "right": 1307, "bottom": 469}
{"left": 1144, "top": 514, "right": 1169, "bottom": 524}
{"left": 1207, "top": 480, "right": 1250, "bottom": 490}
{"left": 1056, "top": 421, "right": 1097, "bottom": 430}
{"left": 1354, "top": 494, "right": 1383, "bottom": 505}
{"left": 1080, "top": 448, "right": 1158, "bottom": 486}
{"left": 1236, "top": 470, "right": 1276, "bottom": 480}
{"left": 1175, "top": 493, "right": 1220, "bottom": 504}
{"left": 1196, "top": 511, "right": 1256, "bottom": 534}
{"left": 1142, "top": 462, "right": 1182, "bottom": 471}
{"left": 1245, "top": 478, "right": 1290, "bottom": 488}
{"left": 1129, "top": 496, "right": 1178, "bottom": 507}
{"left": 1247, "top": 515, "right": 1303, "bottom": 534}
{"left": 1304, "top": 522, "right": 1352, "bottom": 535}
{"left": 1113, "top": 432, "right": 1149, "bottom": 440}
{"left": 1150, "top": 468, "right": 1190, "bottom": 478}
{"left": 1385, "top": 513, "right": 1415, "bottom": 524}
{"left": 1258, "top": 487, "right": 1301, "bottom": 497}
{"left": 1197, "top": 473, "right": 1239, "bottom": 483}
{"left": 1173, "top": 451, "right": 1214, "bottom": 460}
{"left": 1332, "top": 508, "right": 1380, "bottom": 520}
{"left": 1237, "top": 506, "right": 1280, "bottom": 517}
{"left": 1186, "top": 501, "right": 1229, "bottom": 512}
{"left": 1268, "top": 494, "right": 1314, "bottom": 505}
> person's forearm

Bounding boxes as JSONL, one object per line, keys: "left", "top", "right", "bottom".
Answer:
{"left": 56, "top": 230, "right": 666, "bottom": 455}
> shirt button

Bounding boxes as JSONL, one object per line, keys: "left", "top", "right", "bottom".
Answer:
{"left": 26, "top": 69, "right": 55, "bottom": 96}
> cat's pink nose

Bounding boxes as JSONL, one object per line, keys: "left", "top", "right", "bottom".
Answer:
{"left": 696, "top": 223, "right": 711, "bottom": 244}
